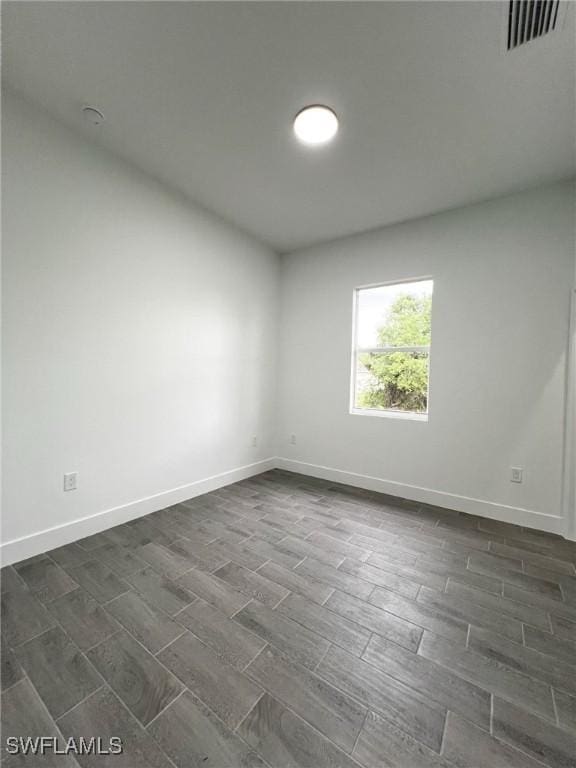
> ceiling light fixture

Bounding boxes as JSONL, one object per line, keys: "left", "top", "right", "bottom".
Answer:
{"left": 293, "top": 105, "right": 338, "bottom": 146}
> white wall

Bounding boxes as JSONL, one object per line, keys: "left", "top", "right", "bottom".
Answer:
{"left": 2, "top": 91, "right": 279, "bottom": 563}
{"left": 277, "top": 182, "right": 575, "bottom": 534}
{"left": 3, "top": 90, "right": 574, "bottom": 563}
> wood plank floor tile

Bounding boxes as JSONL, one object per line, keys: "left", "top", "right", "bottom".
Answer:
{"left": 233, "top": 599, "right": 330, "bottom": 670}
{"left": 246, "top": 643, "right": 367, "bottom": 752}
{"left": 67, "top": 560, "right": 129, "bottom": 603}
{"left": 15, "top": 626, "right": 101, "bottom": 719}
{"left": 337, "top": 518, "right": 420, "bottom": 544}
{"left": 148, "top": 689, "right": 266, "bottom": 768}
{"left": 295, "top": 557, "right": 375, "bottom": 599}
{"left": 469, "top": 554, "right": 563, "bottom": 599}
{"left": 225, "top": 518, "right": 289, "bottom": 544}
{"left": 468, "top": 550, "right": 523, "bottom": 573}
{"left": 554, "top": 689, "right": 576, "bottom": 733}
{"left": 201, "top": 540, "right": 269, "bottom": 571}
{"left": 275, "top": 535, "right": 345, "bottom": 568}
{"left": 492, "top": 696, "right": 576, "bottom": 768}
{"left": 306, "top": 531, "right": 371, "bottom": 562}
{"left": 349, "top": 533, "right": 420, "bottom": 563}
{"left": 0, "top": 566, "right": 25, "bottom": 594}
{"left": 169, "top": 536, "right": 233, "bottom": 572}
{"left": 2, "top": 679, "right": 79, "bottom": 768}
{"left": 551, "top": 614, "right": 576, "bottom": 642}
{"left": 417, "top": 585, "right": 523, "bottom": 642}
{"left": 46, "top": 587, "right": 120, "bottom": 651}
{"left": 176, "top": 598, "right": 265, "bottom": 670}
{"left": 368, "top": 588, "right": 468, "bottom": 645}
{"left": 175, "top": 568, "right": 250, "bottom": 616}
{"left": 87, "top": 630, "right": 182, "bottom": 725}
{"left": 442, "top": 711, "right": 547, "bottom": 768}
{"left": 157, "top": 630, "right": 261, "bottom": 728}
{"left": 9, "top": 470, "right": 576, "bottom": 768}
{"left": 277, "top": 592, "right": 371, "bottom": 656}
{"left": 523, "top": 625, "right": 576, "bottom": 665}
{"left": 137, "top": 542, "right": 198, "bottom": 579}
{"left": 257, "top": 561, "right": 334, "bottom": 604}
{"left": 1, "top": 585, "right": 56, "bottom": 647}
{"left": 468, "top": 625, "right": 576, "bottom": 697}
{"left": 127, "top": 518, "right": 179, "bottom": 548}
{"left": 91, "top": 543, "right": 148, "bottom": 578}
{"left": 502, "top": 584, "right": 576, "bottom": 623}
{"left": 420, "top": 559, "right": 503, "bottom": 595}
{"left": 76, "top": 532, "right": 115, "bottom": 551}
{"left": 363, "top": 633, "right": 490, "bottom": 729}
{"left": 185, "top": 519, "right": 247, "bottom": 546}
{"left": 338, "top": 558, "right": 420, "bottom": 599}
{"left": 325, "top": 590, "right": 423, "bottom": 652}
{"left": 365, "top": 553, "right": 448, "bottom": 590}
{"left": 316, "top": 645, "right": 446, "bottom": 752}
{"left": 0, "top": 633, "right": 23, "bottom": 691}
{"left": 243, "top": 537, "right": 304, "bottom": 569}
{"left": 13, "top": 555, "right": 78, "bottom": 603}
{"left": 445, "top": 579, "right": 550, "bottom": 629}
{"left": 490, "top": 542, "right": 576, "bottom": 576}
{"left": 213, "top": 561, "right": 289, "bottom": 607}
{"left": 417, "top": 549, "right": 469, "bottom": 569}
{"left": 46, "top": 543, "right": 93, "bottom": 569}
{"left": 309, "top": 524, "right": 355, "bottom": 543}
{"left": 125, "top": 567, "right": 197, "bottom": 616}
{"left": 419, "top": 630, "right": 556, "bottom": 721}
{"left": 353, "top": 710, "right": 454, "bottom": 768}
{"left": 58, "top": 687, "right": 173, "bottom": 767}
{"left": 430, "top": 527, "right": 492, "bottom": 553}
{"left": 238, "top": 692, "right": 362, "bottom": 768}
{"left": 105, "top": 590, "right": 184, "bottom": 654}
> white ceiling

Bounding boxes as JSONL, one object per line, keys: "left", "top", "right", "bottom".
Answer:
{"left": 3, "top": 1, "right": 575, "bottom": 252}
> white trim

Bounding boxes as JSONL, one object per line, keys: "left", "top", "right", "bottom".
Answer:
{"left": 562, "top": 288, "right": 576, "bottom": 541}
{"left": 3, "top": 452, "right": 571, "bottom": 565}
{"left": 275, "top": 457, "right": 566, "bottom": 536}
{"left": 357, "top": 346, "right": 429, "bottom": 355}
{"left": 350, "top": 408, "right": 428, "bottom": 422}
{"left": 0, "top": 458, "right": 276, "bottom": 566}
{"left": 354, "top": 275, "right": 434, "bottom": 292}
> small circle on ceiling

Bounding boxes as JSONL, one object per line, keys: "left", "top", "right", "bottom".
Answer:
{"left": 82, "top": 106, "right": 105, "bottom": 126}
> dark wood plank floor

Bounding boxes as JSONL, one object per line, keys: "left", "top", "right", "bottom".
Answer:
{"left": 2, "top": 469, "right": 576, "bottom": 767}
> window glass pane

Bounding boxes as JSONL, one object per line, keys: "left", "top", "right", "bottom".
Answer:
{"left": 354, "top": 350, "right": 429, "bottom": 413}
{"left": 356, "top": 279, "right": 433, "bottom": 349}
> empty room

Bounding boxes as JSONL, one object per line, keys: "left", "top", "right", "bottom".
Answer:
{"left": 1, "top": 1, "right": 575, "bottom": 766}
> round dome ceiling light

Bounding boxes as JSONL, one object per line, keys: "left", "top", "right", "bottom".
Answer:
{"left": 293, "top": 105, "right": 338, "bottom": 146}
{"left": 82, "top": 106, "right": 105, "bottom": 126}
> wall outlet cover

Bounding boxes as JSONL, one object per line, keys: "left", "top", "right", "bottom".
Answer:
{"left": 63, "top": 472, "right": 78, "bottom": 492}
{"left": 510, "top": 467, "right": 523, "bottom": 483}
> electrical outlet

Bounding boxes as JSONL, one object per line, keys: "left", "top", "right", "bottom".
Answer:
{"left": 63, "top": 472, "right": 78, "bottom": 492}
{"left": 510, "top": 467, "right": 523, "bottom": 484}
{"left": 252, "top": 435, "right": 258, "bottom": 447}
{"left": 290, "top": 434, "right": 296, "bottom": 445}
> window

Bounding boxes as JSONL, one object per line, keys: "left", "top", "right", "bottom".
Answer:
{"left": 351, "top": 278, "right": 433, "bottom": 419}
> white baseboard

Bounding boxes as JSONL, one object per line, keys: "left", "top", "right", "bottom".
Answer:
{"left": 275, "top": 457, "right": 566, "bottom": 536}
{"left": 2, "top": 454, "right": 569, "bottom": 565}
{"left": 0, "top": 458, "right": 276, "bottom": 566}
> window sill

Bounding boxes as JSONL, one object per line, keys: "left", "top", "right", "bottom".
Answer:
{"left": 349, "top": 407, "right": 428, "bottom": 422}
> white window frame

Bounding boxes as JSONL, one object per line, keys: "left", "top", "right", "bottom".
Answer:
{"left": 349, "top": 276, "right": 433, "bottom": 422}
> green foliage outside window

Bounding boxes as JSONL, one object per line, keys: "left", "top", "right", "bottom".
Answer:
{"left": 358, "top": 293, "right": 432, "bottom": 412}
